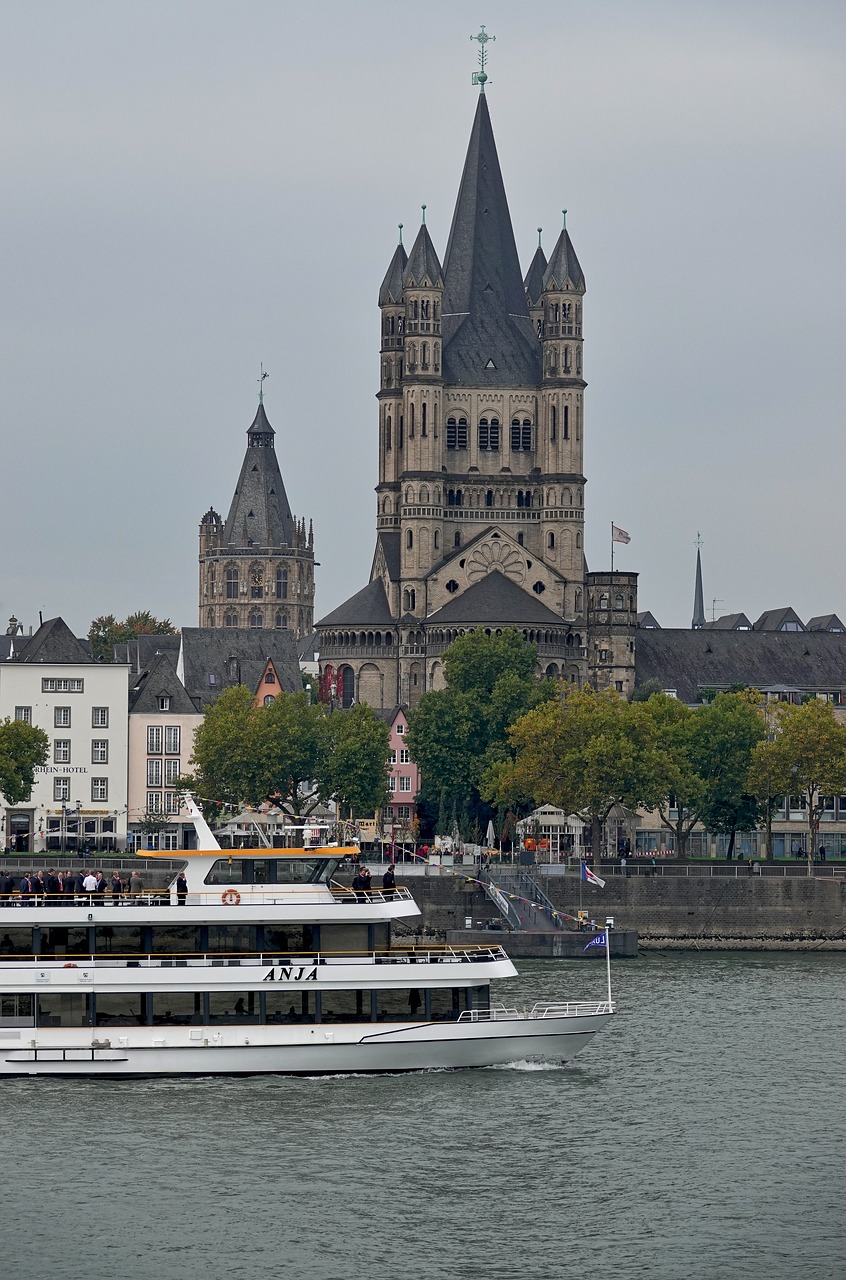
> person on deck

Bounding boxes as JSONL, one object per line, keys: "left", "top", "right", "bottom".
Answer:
{"left": 176, "top": 871, "right": 188, "bottom": 905}
{"left": 382, "top": 863, "right": 396, "bottom": 898}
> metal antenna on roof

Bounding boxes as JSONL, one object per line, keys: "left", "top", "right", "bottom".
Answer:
{"left": 258, "top": 363, "right": 269, "bottom": 405}
{"left": 537, "top": 227, "right": 543, "bottom": 246}
{"left": 398, "top": 223, "right": 403, "bottom": 245}
{"left": 421, "top": 204, "right": 426, "bottom": 225}
{"left": 562, "top": 209, "right": 567, "bottom": 229}
{"left": 471, "top": 25, "right": 495, "bottom": 92}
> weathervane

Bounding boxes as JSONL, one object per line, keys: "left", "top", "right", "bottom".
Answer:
{"left": 695, "top": 531, "right": 703, "bottom": 549}
{"left": 258, "top": 363, "right": 268, "bottom": 405}
{"left": 471, "top": 25, "right": 495, "bottom": 92}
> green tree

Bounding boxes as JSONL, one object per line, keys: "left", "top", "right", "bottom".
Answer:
{"left": 769, "top": 698, "right": 846, "bottom": 876}
{"left": 746, "top": 734, "right": 792, "bottom": 862}
{"left": 0, "top": 718, "right": 50, "bottom": 805}
{"left": 323, "top": 703, "right": 389, "bottom": 817}
{"left": 486, "top": 687, "right": 662, "bottom": 864}
{"left": 89, "top": 611, "right": 177, "bottom": 661}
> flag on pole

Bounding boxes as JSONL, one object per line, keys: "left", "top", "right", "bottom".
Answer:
{"left": 611, "top": 525, "right": 631, "bottom": 544}
{"left": 581, "top": 862, "right": 606, "bottom": 888}
{"left": 583, "top": 931, "right": 607, "bottom": 952}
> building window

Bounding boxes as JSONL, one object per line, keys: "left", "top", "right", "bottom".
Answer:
{"left": 445, "top": 580, "right": 459, "bottom": 593}
{"left": 15, "top": 707, "right": 32, "bottom": 724}
{"left": 447, "top": 489, "right": 463, "bottom": 507}
{"left": 396, "top": 722, "right": 405, "bottom": 735}
{"left": 263, "top": 694, "right": 275, "bottom": 707}
{"left": 548, "top": 532, "right": 555, "bottom": 549}
{"left": 388, "top": 776, "right": 397, "bottom": 793}
{"left": 224, "top": 567, "right": 238, "bottom": 599}
{"left": 147, "top": 759, "right": 163, "bottom": 787}
{"left": 91, "top": 778, "right": 108, "bottom": 802}
{"left": 275, "top": 611, "right": 287, "bottom": 629}
{"left": 156, "top": 695, "right": 170, "bottom": 712}
{"left": 92, "top": 707, "right": 109, "bottom": 728}
{"left": 53, "top": 777, "right": 71, "bottom": 802}
{"left": 54, "top": 707, "right": 71, "bottom": 728}
{"left": 91, "top": 740, "right": 108, "bottom": 764}
{"left": 224, "top": 613, "right": 237, "bottom": 627}
{"left": 42, "top": 678, "right": 84, "bottom": 693}
{"left": 146, "top": 792, "right": 163, "bottom": 813}
{"left": 446, "top": 417, "right": 468, "bottom": 449}
{"left": 454, "top": 531, "right": 461, "bottom": 548}
{"left": 165, "top": 726, "right": 180, "bottom": 754}
{"left": 165, "top": 758, "right": 181, "bottom": 784}
{"left": 478, "top": 418, "right": 500, "bottom": 451}
{"left": 147, "top": 726, "right": 162, "bottom": 755}
{"left": 406, "top": 530, "right": 413, "bottom": 550}
{"left": 399, "top": 776, "right": 411, "bottom": 792}
{"left": 485, "top": 490, "right": 494, "bottom": 508}
{"left": 389, "top": 750, "right": 397, "bottom": 764}
{"left": 551, "top": 405, "right": 557, "bottom": 441}
{"left": 54, "top": 740, "right": 71, "bottom": 764}
{"left": 276, "top": 568, "right": 288, "bottom": 599}
{"left": 165, "top": 791, "right": 180, "bottom": 814}
{"left": 400, "top": 749, "right": 410, "bottom": 764}
{"left": 265, "top": 671, "right": 275, "bottom": 684}
{"left": 511, "top": 418, "right": 532, "bottom": 451}
{"left": 563, "top": 405, "right": 569, "bottom": 439}
{"left": 249, "top": 612, "right": 264, "bottom": 628}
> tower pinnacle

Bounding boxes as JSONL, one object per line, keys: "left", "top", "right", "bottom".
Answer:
{"left": 470, "top": 25, "right": 495, "bottom": 92}
{"left": 692, "top": 536, "right": 706, "bottom": 629}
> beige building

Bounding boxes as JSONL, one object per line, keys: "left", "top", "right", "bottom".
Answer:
{"left": 317, "top": 90, "right": 637, "bottom": 708}
{"left": 199, "top": 400, "right": 315, "bottom": 640}
{"left": 127, "top": 653, "right": 203, "bottom": 850}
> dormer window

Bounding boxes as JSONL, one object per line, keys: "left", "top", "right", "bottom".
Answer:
{"left": 158, "top": 695, "right": 171, "bottom": 712}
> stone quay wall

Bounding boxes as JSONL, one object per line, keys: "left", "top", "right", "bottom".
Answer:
{"left": 397, "top": 872, "right": 846, "bottom": 950}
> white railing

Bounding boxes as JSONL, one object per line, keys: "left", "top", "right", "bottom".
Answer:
{"left": 456, "top": 1002, "right": 521, "bottom": 1022}
{"left": 0, "top": 886, "right": 416, "bottom": 911}
{"left": 0, "top": 944, "right": 510, "bottom": 970}
{"left": 528, "top": 1001, "right": 615, "bottom": 1018}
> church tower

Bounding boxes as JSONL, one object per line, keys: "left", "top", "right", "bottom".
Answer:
{"left": 198, "top": 398, "right": 314, "bottom": 639}
{"left": 317, "top": 57, "right": 609, "bottom": 709}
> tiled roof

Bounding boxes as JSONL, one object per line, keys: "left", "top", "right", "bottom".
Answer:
{"left": 179, "top": 628, "right": 301, "bottom": 711}
{"left": 426, "top": 571, "right": 564, "bottom": 626}
{"left": 317, "top": 579, "right": 395, "bottom": 628}
{"left": 222, "top": 404, "right": 296, "bottom": 549}
{"left": 129, "top": 652, "right": 198, "bottom": 714}
{"left": 12, "top": 617, "right": 92, "bottom": 665}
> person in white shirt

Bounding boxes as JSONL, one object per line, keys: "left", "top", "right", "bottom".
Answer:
{"left": 82, "top": 872, "right": 98, "bottom": 898}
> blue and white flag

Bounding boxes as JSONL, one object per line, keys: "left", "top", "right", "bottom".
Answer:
{"left": 583, "top": 931, "right": 607, "bottom": 952}
{"left": 580, "top": 862, "right": 606, "bottom": 888}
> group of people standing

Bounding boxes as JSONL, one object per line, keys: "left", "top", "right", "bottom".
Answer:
{"left": 351, "top": 863, "right": 396, "bottom": 902}
{"left": 0, "top": 868, "right": 148, "bottom": 904}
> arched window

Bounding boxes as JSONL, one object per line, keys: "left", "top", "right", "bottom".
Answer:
{"left": 615, "top": 594, "right": 624, "bottom": 610}
{"left": 517, "top": 532, "right": 524, "bottom": 546}
{"left": 340, "top": 666, "right": 355, "bottom": 709}
{"left": 421, "top": 402, "right": 427, "bottom": 436}
{"left": 479, "top": 417, "right": 500, "bottom": 451}
{"left": 600, "top": 593, "right": 610, "bottom": 609}
{"left": 406, "top": 529, "right": 414, "bottom": 550}
{"left": 421, "top": 298, "right": 429, "bottom": 320}
{"left": 454, "top": 531, "right": 461, "bottom": 548}
{"left": 511, "top": 418, "right": 533, "bottom": 451}
{"left": 263, "top": 694, "right": 275, "bottom": 707}
{"left": 385, "top": 415, "right": 392, "bottom": 450}
{"left": 434, "top": 530, "right": 440, "bottom": 550}
{"left": 207, "top": 609, "right": 214, "bottom": 626}
{"left": 446, "top": 417, "right": 467, "bottom": 450}
{"left": 224, "top": 612, "right": 237, "bottom": 627}
{"left": 548, "top": 532, "right": 555, "bottom": 549}
{"left": 550, "top": 405, "right": 557, "bottom": 441}
{"left": 576, "top": 532, "right": 582, "bottom": 549}
{"left": 421, "top": 343, "right": 429, "bottom": 370}
{"left": 409, "top": 403, "right": 415, "bottom": 437}
{"left": 399, "top": 416, "right": 404, "bottom": 448}
{"left": 276, "top": 568, "right": 288, "bottom": 600}
{"left": 249, "top": 611, "right": 264, "bottom": 628}
{"left": 563, "top": 405, "right": 569, "bottom": 439}
{"left": 447, "top": 489, "right": 463, "bottom": 507}
{"left": 225, "top": 567, "right": 239, "bottom": 599}
{"left": 485, "top": 489, "right": 494, "bottom": 508}
{"left": 275, "top": 611, "right": 287, "bottom": 629}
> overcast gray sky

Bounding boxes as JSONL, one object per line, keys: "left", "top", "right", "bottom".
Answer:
{"left": 2, "top": 0, "right": 845, "bottom": 637}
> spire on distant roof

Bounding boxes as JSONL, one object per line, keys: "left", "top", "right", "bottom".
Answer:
{"left": 524, "top": 231, "right": 548, "bottom": 307}
{"left": 542, "top": 216, "right": 586, "bottom": 293}
{"left": 257, "top": 363, "right": 268, "bottom": 405}
{"left": 441, "top": 94, "right": 538, "bottom": 385}
{"left": 378, "top": 236, "right": 408, "bottom": 306}
{"left": 692, "top": 537, "right": 706, "bottom": 630}
{"left": 224, "top": 403, "right": 294, "bottom": 548}
{"left": 403, "top": 221, "right": 444, "bottom": 289}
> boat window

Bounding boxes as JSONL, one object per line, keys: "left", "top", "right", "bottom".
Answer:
{"left": 151, "top": 925, "right": 203, "bottom": 954}
{"left": 204, "top": 859, "right": 250, "bottom": 885}
{"left": 95, "top": 926, "right": 142, "bottom": 955}
{"left": 320, "top": 923, "right": 369, "bottom": 955}
{"left": 376, "top": 987, "right": 424, "bottom": 1021}
{"left": 203, "top": 857, "right": 338, "bottom": 886}
{"left": 252, "top": 859, "right": 272, "bottom": 884}
{"left": 265, "top": 989, "right": 316, "bottom": 1024}
{"left": 41, "top": 927, "right": 89, "bottom": 956}
{"left": 36, "top": 991, "right": 89, "bottom": 1027}
{"left": 262, "top": 924, "right": 313, "bottom": 955}
{"left": 0, "top": 928, "right": 33, "bottom": 956}
{"left": 152, "top": 992, "right": 202, "bottom": 1025}
{"left": 429, "top": 987, "right": 462, "bottom": 1021}
{"left": 469, "top": 984, "right": 491, "bottom": 1011}
{"left": 95, "top": 992, "right": 144, "bottom": 1027}
{"left": 207, "top": 924, "right": 258, "bottom": 955}
{"left": 370, "top": 923, "right": 390, "bottom": 951}
{"left": 0, "top": 994, "right": 34, "bottom": 1026}
{"left": 321, "top": 989, "right": 372, "bottom": 1022}
{"left": 209, "top": 991, "right": 260, "bottom": 1024}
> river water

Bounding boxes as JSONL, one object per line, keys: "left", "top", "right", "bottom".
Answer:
{"left": 0, "top": 952, "right": 843, "bottom": 1280}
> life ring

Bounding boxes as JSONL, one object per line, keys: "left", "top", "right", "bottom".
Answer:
{"left": 63, "top": 962, "right": 78, "bottom": 969}
{"left": 221, "top": 888, "right": 241, "bottom": 906}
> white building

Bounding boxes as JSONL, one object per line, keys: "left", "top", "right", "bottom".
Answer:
{"left": 0, "top": 618, "right": 129, "bottom": 854}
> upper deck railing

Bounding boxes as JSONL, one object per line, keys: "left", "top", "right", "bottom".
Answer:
{"left": 0, "top": 886, "right": 415, "bottom": 911}
{"left": 0, "top": 943, "right": 509, "bottom": 969}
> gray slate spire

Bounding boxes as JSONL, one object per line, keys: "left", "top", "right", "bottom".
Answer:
{"left": 378, "top": 241, "right": 408, "bottom": 305}
{"left": 441, "top": 94, "right": 539, "bottom": 386}
{"left": 692, "top": 547, "right": 706, "bottom": 629}
{"left": 223, "top": 403, "right": 295, "bottom": 549}
{"left": 542, "top": 226, "right": 586, "bottom": 293}
{"left": 403, "top": 223, "right": 443, "bottom": 288}
{"left": 523, "top": 243, "right": 548, "bottom": 306}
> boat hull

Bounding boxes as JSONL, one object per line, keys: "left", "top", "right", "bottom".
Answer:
{"left": 0, "top": 1012, "right": 611, "bottom": 1076}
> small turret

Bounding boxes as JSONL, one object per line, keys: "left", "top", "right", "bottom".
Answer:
{"left": 524, "top": 228, "right": 547, "bottom": 335}
{"left": 402, "top": 212, "right": 444, "bottom": 380}
{"left": 541, "top": 213, "right": 585, "bottom": 383}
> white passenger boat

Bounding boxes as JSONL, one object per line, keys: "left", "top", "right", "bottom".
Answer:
{"left": 0, "top": 810, "right": 614, "bottom": 1077}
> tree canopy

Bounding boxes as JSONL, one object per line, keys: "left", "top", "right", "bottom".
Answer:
{"left": 186, "top": 687, "right": 389, "bottom": 820}
{"left": 89, "top": 611, "right": 177, "bottom": 661}
{"left": 0, "top": 718, "right": 50, "bottom": 805}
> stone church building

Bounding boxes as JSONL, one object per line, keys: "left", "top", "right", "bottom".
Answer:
{"left": 316, "top": 90, "right": 637, "bottom": 709}
{"left": 198, "top": 400, "right": 315, "bottom": 640}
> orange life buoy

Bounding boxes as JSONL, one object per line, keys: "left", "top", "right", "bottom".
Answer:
{"left": 221, "top": 888, "right": 241, "bottom": 906}
{"left": 63, "top": 962, "right": 78, "bottom": 968}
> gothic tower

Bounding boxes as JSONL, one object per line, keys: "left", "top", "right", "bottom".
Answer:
{"left": 317, "top": 87, "right": 601, "bottom": 708}
{"left": 199, "top": 400, "right": 314, "bottom": 639}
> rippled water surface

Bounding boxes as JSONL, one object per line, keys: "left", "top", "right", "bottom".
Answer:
{"left": 0, "top": 952, "right": 843, "bottom": 1280}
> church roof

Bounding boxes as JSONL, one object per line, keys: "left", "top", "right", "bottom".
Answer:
{"left": 13, "top": 617, "right": 92, "bottom": 665}
{"left": 378, "top": 241, "right": 408, "bottom": 305}
{"left": 441, "top": 95, "right": 540, "bottom": 387}
{"left": 129, "top": 652, "right": 198, "bottom": 715}
{"left": 374, "top": 531, "right": 401, "bottom": 582}
{"left": 635, "top": 629, "right": 846, "bottom": 705}
{"left": 222, "top": 403, "right": 296, "bottom": 549}
{"left": 426, "top": 571, "right": 564, "bottom": 626}
{"left": 523, "top": 243, "right": 547, "bottom": 306}
{"left": 317, "top": 578, "right": 394, "bottom": 628}
{"left": 403, "top": 224, "right": 443, "bottom": 288}
{"left": 542, "top": 226, "right": 585, "bottom": 292}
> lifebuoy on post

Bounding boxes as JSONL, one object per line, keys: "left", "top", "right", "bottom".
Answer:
{"left": 221, "top": 888, "right": 241, "bottom": 906}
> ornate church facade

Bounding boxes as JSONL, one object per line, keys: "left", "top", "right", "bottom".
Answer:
{"left": 316, "top": 90, "right": 637, "bottom": 709}
{"left": 198, "top": 401, "right": 315, "bottom": 639}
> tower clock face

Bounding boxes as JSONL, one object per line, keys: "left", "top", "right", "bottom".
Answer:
{"left": 251, "top": 569, "right": 263, "bottom": 587}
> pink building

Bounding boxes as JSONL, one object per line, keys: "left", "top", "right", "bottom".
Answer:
{"left": 379, "top": 707, "right": 420, "bottom": 834}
